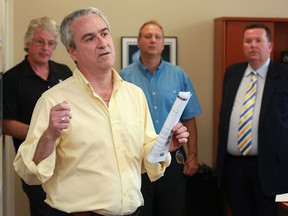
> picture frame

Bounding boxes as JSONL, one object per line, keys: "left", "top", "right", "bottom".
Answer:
{"left": 121, "top": 36, "right": 177, "bottom": 69}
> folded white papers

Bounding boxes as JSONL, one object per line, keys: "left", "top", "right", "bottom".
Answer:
{"left": 275, "top": 193, "right": 288, "bottom": 202}
{"left": 147, "top": 91, "right": 192, "bottom": 163}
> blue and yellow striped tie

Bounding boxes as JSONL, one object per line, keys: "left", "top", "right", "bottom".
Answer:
{"left": 238, "top": 71, "right": 257, "bottom": 156}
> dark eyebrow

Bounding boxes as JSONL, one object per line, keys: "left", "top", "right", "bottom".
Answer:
{"left": 80, "top": 27, "right": 109, "bottom": 41}
{"left": 81, "top": 33, "right": 95, "bottom": 41}
{"left": 100, "top": 27, "right": 109, "bottom": 33}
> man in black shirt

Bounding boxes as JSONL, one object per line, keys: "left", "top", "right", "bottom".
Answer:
{"left": 3, "top": 16, "right": 72, "bottom": 216}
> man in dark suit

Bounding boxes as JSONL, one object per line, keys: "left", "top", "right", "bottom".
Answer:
{"left": 216, "top": 23, "right": 288, "bottom": 216}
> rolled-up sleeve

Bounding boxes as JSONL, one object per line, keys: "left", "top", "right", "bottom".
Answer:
{"left": 14, "top": 139, "right": 56, "bottom": 185}
{"left": 13, "top": 96, "right": 56, "bottom": 185}
{"left": 143, "top": 151, "right": 171, "bottom": 182}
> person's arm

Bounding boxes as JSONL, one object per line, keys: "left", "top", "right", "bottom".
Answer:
{"left": 13, "top": 100, "right": 72, "bottom": 185}
{"left": 182, "top": 118, "right": 199, "bottom": 176}
{"left": 33, "top": 101, "right": 72, "bottom": 165}
{"left": 3, "top": 119, "right": 29, "bottom": 140}
{"left": 280, "top": 203, "right": 288, "bottom": 208}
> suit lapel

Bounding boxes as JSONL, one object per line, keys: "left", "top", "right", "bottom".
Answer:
{"left": 226, "top": 64, "right": 247, "bottom": 109}
{"left": 259, "top": 61, "right": 278, "bottom": 127}
{"left": 220, "top": 63, "right": 247, "bottom": 128}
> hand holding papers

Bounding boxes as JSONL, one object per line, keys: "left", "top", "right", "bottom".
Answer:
{"left": 147, "top": 91, "right": 192, "bottom": 163}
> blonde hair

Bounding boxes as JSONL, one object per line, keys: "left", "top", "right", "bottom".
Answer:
{"left": 24, "top": 16, "right": 59, "bottom": 52}
{"left": 138, "top": 20, "right": 164, "bottom": 38}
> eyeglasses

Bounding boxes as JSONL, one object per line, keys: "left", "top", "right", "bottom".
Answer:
{"left": 176, "top": 149, "right": 185, "bottom": 164}
{"left": 176, "top": 149, "right": 197, "bottom": 166}
{"left": 32, "top": 38, "right": 57, "bottom": 49}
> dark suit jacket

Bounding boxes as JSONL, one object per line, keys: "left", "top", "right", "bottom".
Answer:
{"left": 216, "top": 60, "right": 288, "bottom": 196}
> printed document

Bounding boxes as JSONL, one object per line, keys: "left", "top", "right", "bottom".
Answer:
{"left": 147, "top": 91, "right": 192, "bottom": 163}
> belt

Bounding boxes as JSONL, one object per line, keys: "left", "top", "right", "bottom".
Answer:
{"left": 52, "top": 207, "right": 141, "bottom": 216}
{"left": 226, "top": 153, "right": 257, "bottom": 159}
{"left": 71, "top": 213, "right": 97, "bottom": 216}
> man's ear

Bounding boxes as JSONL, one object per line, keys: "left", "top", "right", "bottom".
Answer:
{"left": 68, "top": 48, "right": 77, "bottom": 61}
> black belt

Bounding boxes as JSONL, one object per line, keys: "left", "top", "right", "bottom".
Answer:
{"left": 226, "top": 153, "right": 257, "bottom": 159}
{"left": 51, "top": 207, "right": 141, "bottom": 216}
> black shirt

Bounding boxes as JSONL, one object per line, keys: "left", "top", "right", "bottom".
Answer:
{"left": 3, "top": 56, "right": 72, "bottom": 151}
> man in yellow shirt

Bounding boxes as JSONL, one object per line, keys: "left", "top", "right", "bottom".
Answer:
{"left": 13, "top": 7, "right": 189, "bottom": 216}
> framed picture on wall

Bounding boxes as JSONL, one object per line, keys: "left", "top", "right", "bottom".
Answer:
{"left": 121, "top": 36, "right": 177, "bottom": 69}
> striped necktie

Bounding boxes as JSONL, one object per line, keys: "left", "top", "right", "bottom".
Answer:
{"left": 238, "top": 71, "right": 257, "bottom": 156}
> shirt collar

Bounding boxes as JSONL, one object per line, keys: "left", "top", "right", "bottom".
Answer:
{"left": 73, "top": 68, "right": 122, "bottom": 96}
{"left": 23, "top": 55, "right": 51, "bottom": 77}
{"left": 245, "top": 58, "right": 270, "bottom": 79}
{"left": 138, "top": 58, "right": 165, "bottom": 74}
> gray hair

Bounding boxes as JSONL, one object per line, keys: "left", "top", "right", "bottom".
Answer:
{"left": 24, "top": 16, "right": 59, "bottom": 52}
{"left": 60, "top": 7, "right": 111, "bottom": 50}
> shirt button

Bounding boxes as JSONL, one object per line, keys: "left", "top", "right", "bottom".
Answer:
{"left": 154, "top": 106, "right": 157, "bottom": 110}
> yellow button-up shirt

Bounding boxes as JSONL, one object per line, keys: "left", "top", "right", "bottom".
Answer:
{"left": 14, "top": 68, "right": 171, "bottom": 215}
